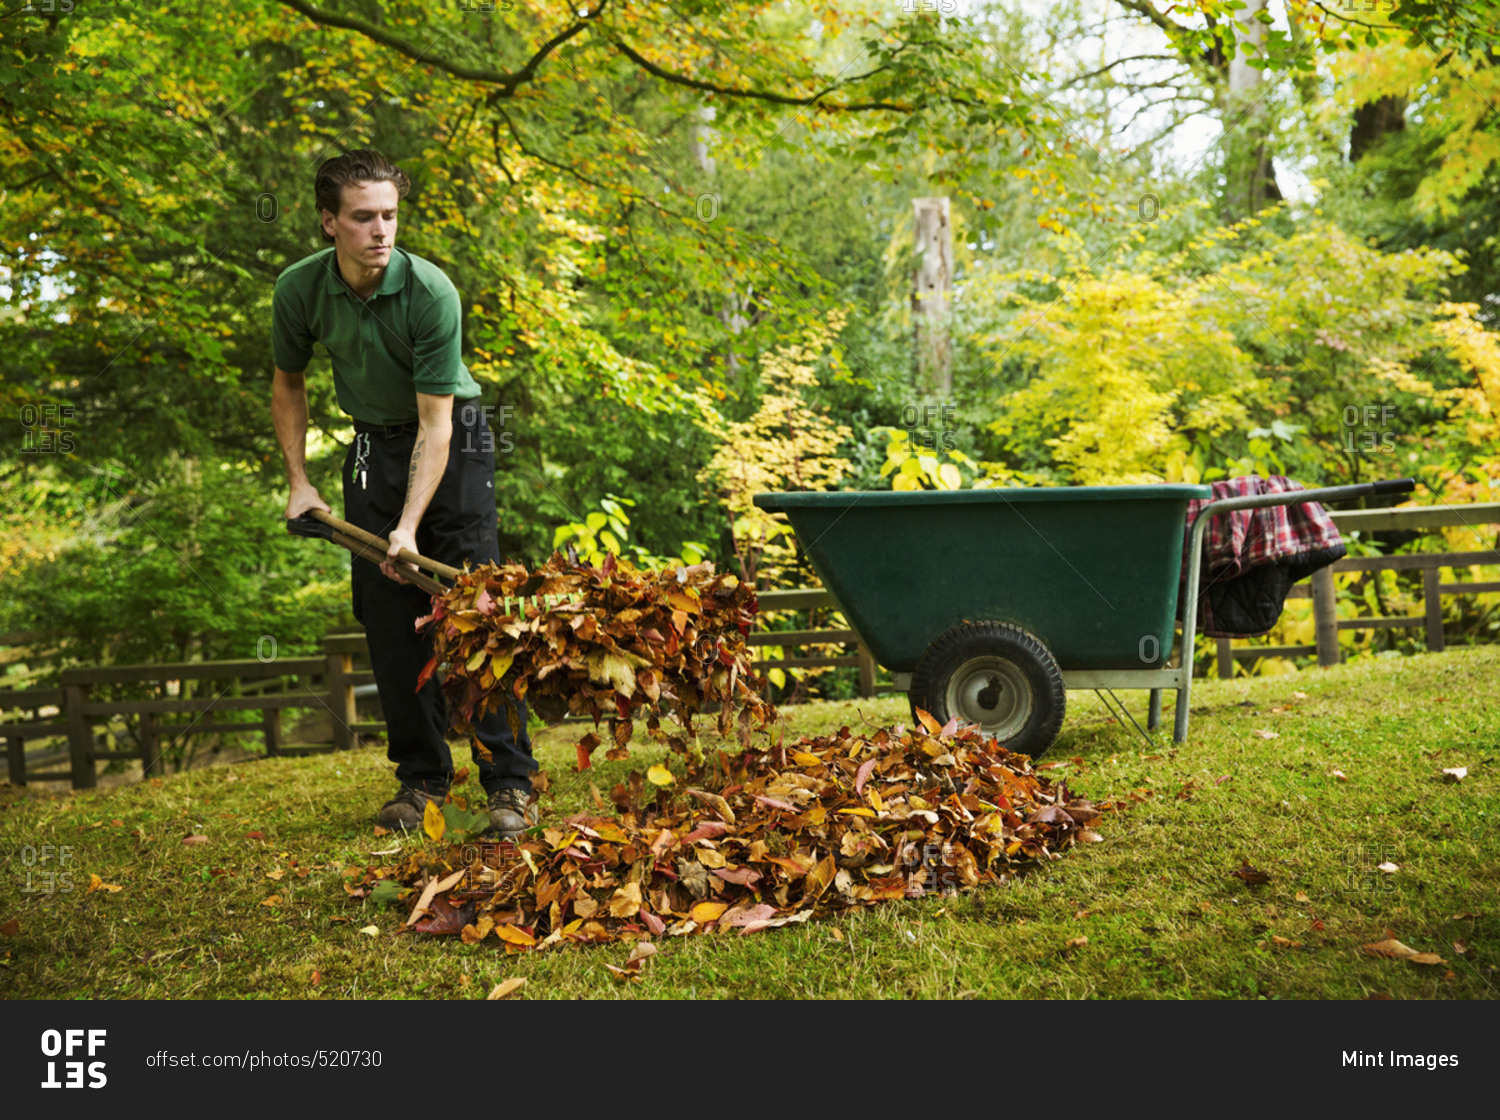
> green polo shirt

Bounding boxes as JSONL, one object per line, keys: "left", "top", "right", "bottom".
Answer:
{"left": 271, "top": 246, "right": 481, "bottom": 425}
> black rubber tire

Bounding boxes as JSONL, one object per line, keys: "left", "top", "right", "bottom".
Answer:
{"left": 908, "top": 621, "right": 1065, "bottom": 758}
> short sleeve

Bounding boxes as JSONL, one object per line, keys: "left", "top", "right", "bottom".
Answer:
{"left": 271, "top": 276, "right": 314, "bottom": 374}
{"left": 409, "top": 273, "right": 468, "bottom": 394}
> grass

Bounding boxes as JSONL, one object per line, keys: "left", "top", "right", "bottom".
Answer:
{"left": 2, "top": 646, "right": 1497, "bottom": 1000}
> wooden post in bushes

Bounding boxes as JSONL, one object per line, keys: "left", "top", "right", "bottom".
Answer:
{"left": 64, "top": 683, "right": 96, "bottom": 789}
{"left": 912, "top": 197, "right": 953, "bottom": 397}
{"left": 325, "top": 643, "right": 356, "bottom": 752}
{"left": 1311, "top": 567, "right": 1340, "bottom": 667}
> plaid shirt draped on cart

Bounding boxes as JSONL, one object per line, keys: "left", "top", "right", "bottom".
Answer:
{"left": 1179, "top": 475, "right": 1347, "bottom": 638}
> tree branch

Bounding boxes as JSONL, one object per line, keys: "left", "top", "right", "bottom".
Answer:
{"left": 279, "top": 0, "right": 603, "bottom": 97}
{"left": 1057, "top": 53, "right": 1180, "bottom": 88}
{"left": 611, "top": 40, "right": 909, "bottom": 111}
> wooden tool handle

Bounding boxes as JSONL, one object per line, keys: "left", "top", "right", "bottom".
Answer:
{"left": 308, "top": 509, "right": 463, "bottom": 585}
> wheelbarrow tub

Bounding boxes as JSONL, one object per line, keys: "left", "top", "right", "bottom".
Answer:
{"left": 752, "top": 486, "right": 1212, "bottom": 672}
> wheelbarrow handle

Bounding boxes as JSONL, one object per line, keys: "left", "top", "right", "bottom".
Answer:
{"left": 286, "top": 509, "right": 462, "bottom": 594}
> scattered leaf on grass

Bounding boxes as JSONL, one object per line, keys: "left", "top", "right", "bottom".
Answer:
{"left": 87, "top": 874, "right": 123, "bottom": 893}
{"left": 1377, "top": 862, "right": 1399, "bottom": 874}
{"left": 646, "top": 765, "right": 675, "bottom": 788}
{"left": 0, "top": 919, "right": 19, "bottom": 936}
{"left": 244, "top": 831, "right": 266, "bottom": 840}
{"left": 1295, "top": 892, "right": 1311, "bottom": 903}
{"left": 1252, "top": 729, "right": 1279, "bottom": 740}
{"left": 260, "top": 895, "right": 282, "bottom": 908}
{"left": 1230, "top": 859, "right": 1271, "bottom": 885}
{"left": 1453, "top": 940, "right": 1471, "bottom": 957}
{"left": 1361, "top": 938, "right": 1445, "bottom": 965}
{"left": 373, "top": 826, "right": 391, "bottom": 837}
{"left": 487, "top": 978, "right": 526, "bottom": 1000}
{"left": 1065, "top": 936, "right": 1088, "bottom": 949}
{"left": 357, "top": 925, "right": 380, "bottom": 936}
{"left": 310, "top": 970, "right": 321, "bottom": 986}
{"left": 1441, "top": 767, "right": 1467, "bottom": 782}
{"left": 181, "top": 835, "right": 208, "bottom": 846}
{"left": 1332, "top": 770, "right": 1349, "bottom": 782}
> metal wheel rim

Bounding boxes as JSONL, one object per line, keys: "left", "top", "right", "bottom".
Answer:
{"left": 944, "top": 656, "right": 1033, "bottom": 739}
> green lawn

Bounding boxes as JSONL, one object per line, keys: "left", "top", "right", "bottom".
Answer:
{"left": 2, "top": 647, "right": 1496, "bottom": 1000}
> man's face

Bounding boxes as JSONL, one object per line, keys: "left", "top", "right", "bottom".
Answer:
{"left": 321, "top": 179, "right": 399, "bottom": 266}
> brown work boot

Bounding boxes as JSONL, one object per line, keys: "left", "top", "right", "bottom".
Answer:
{"left": 376, "top": 785, "right": 444, "bottom": 831}
{"left": 485, "top": 788, "right": 539, "bottom": 839}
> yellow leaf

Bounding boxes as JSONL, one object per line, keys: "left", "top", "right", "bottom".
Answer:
{"left": 495, "top": 924, "right": 536, "bottom": 947}
{"left": 486, "top": 977, "right": 526, "bottom": 1000}
{"left": 690, "top": 900, "right": 728, "bottom": 923}
{"left": 608, "top": 882, "right": 642, "bottom": 918}
{"left": 791, "top": 751, "right": 822, "bottom": 766}
{"left": 260, "top": 895, "right": 282, "bottom": 907}
{"left": 423, "top": 797, "right": 445, "bottom": 842}
{"left": 646, "top": 764, "right": 675, "bottom": 787}
{"left": 358, "top": 925, "right": 380, "bottom": 936}
{"left": 838, "top": 807, "right": 876, "bottom": 817}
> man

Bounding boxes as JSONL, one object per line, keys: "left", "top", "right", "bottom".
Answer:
{"left": 270, "top": 148, "right": 537, "bottom": 838}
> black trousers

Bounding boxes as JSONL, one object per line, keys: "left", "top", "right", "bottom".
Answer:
{"left": 342, "top": 399, "right": 534, "bottom": 796}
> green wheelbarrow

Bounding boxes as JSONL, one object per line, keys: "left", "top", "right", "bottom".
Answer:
{"left": 753, "top": 478, "right": 1414, "bottom": 756}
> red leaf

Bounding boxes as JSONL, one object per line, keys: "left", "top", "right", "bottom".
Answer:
{"left": 855, "top": 758, "right": 878, "bottom": 794}
{"left": 416, "top": 655, "right": 439, "bottom": 691}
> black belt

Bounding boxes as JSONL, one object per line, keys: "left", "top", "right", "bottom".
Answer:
{"left": 352, "top": 398, "right": 479, "bottom": 438}
{"left": 352, "top": 417, "right": 419, "bottom": 437}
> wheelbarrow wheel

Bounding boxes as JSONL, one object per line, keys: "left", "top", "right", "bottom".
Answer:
{"left": 909, "top": 621, "right": 1065, "bottom": 757}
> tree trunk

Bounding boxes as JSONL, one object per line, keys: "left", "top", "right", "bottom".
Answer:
{"left": 911, "top": 197, "right": 953, "bottom": 397}
{"left": 1349, "top": 96, "right": 1407, "bottom": 161}
{"left": 1220, "top": 0, "right": 1282, "bottom": 219}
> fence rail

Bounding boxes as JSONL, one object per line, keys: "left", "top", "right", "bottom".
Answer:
{"left": 4, "top": 502, "right": 1495, "bottom": 788}
{"left": 1214, "top": 504, "right": 1500, "bottom": 676}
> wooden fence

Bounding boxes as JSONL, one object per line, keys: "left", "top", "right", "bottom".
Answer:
{"left": 1, "top": 636, "right": 377, "bottom": 789}
{"left": 4, "top": 501, "right": 1495, "bottom": 788}
{"left": 1213, "top": 502, "right": 1500, "bottom": 677}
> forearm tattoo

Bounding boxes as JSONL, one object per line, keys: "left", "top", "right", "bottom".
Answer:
{"left": 406, "top": 436, "right": 425, "bottom": 510}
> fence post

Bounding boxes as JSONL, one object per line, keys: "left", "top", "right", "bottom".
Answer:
{"left": 1311, "top": 567, "right": 1340, "bottom": 667}
{"left": 325, "top": 644, "right": 356, "bottom": 752}
{"left": 856, "top": 642, "right": 876, "bottom": 698}
{"left": 140, "top": 712, "right": 163, "bottom": 778}
{"left": 263, "top": 707, "right": 283, "bottom": 756}
{"left": 1216, "top": 637, "right": 1235, "bottom": 679}
{"left": 1423, "top": 563, "right": 1445, "bottom": 652}
{"left": 6, "top": 736, "right": 24, "bottom": 786}
{"left": 64, "top": 683, "right": 96, "bottom": 789}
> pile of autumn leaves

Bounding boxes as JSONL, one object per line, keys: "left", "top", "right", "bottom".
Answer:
{"left": 418, "top": 552, "right": 772, "bottom": 770}
{"left": 382, "top": 553, "right": 1110, "bottom": 949}
{"left": 366, "top": 716, "right": 1110, "bottom": 949}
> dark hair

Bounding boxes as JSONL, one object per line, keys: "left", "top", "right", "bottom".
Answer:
{"left": 313, "top": 149, "right": 411, "bottom": 243}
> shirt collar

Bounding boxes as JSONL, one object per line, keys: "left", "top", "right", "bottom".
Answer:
{"left": 322, "top": 246, "right": 408, "bottom": 299}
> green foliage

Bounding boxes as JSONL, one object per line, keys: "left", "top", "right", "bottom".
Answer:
{"left": 2, "top": 457, "right": 347, "bottom": 667}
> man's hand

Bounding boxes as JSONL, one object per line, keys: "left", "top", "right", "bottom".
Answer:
{"left": 285, "top": 481, "right": 331, "bottom": 522}
{"left": 382, "top": 525, "right": 420, "bottom": 584}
